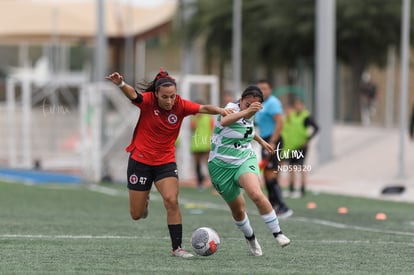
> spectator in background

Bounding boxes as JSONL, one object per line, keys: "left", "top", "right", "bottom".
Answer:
{"left": 281, "top": 95, "right": 319, "bottom": 198}
{"left": 360, "top": 71, "right": 377, "bottom": 126}
{"left": 255, "top": 80, "right": 293, "bottom": 218}
{"left": 190, "top": 100, "right": 215, "bottom": 191}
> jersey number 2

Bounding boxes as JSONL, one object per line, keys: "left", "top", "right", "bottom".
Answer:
{"left": 244, "top": 127, "right": 253, "bottom": 138}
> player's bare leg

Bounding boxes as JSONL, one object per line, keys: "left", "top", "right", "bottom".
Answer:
{"left": 239, "top": 172, "right": 291, "bottom": 248}
{"left": 129, "top": 189, "right": 150, "bottom": 220}
{"left": 155, "top": 177, "right": 193, "bottom": 258}
{"left": 227, "top": 191, "right": 262, "bottom": 256}
{"left": 155, "top": 177, "right": 181, "bottom": 224}
{"left": 239, "top": 172, "right": 273, "bottom": 214}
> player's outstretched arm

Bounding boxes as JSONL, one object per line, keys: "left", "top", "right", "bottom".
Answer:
{"left": 105, "top": 72, "right": 138, "bottom": 100}
{"left": 199, "top": 105, "right": 234, "bottom": 116}
{"left": 220, "top": 109, "right": 249, "bottom": 127}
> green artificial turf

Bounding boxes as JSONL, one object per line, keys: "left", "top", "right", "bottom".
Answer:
{"left": 1, "top": 181, "right": 413, "bottom": 274}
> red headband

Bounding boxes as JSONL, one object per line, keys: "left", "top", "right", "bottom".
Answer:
{"left": 156, "top": 68, "right": 175, "bottom": 81}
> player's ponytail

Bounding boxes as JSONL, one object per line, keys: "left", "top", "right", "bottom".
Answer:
{"left": 136, "top": 68, "right": 176, "bottom": 92}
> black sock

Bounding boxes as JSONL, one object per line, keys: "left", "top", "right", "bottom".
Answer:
{"left": 271, "top": 179, "right": 287, "bottom": 209}
{"left": 196, "top": 163, "right": 203, "bottom": 185}
{"left": 168, "top": 224, "right": 182, "bottom": 250}
{"left": 273, "top": 231, "right": 283, "bottom": 238}
{"left": 245, "top": 233, "right": 256, "bottom": 241}
{"left": 265, "top": 179, "right": 277, "bottom": 206}
{"left": 301, "top": 185, "right": 306, "bottom": 194}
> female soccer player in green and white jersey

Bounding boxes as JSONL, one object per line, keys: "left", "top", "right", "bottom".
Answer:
{"left": 208, "top": 86, "right": 290, "bottom": 256}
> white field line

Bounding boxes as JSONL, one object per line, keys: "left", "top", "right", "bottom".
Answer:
{"left": 0, "top": 235, "right": 412, "bottom": 247}
{"left": 87, "top": 184, "right": 126, "bottom": 196}
{"left": 22, "top": 184, "right": 414, "bottom": 238}
{"left": 291, "top": 217, "right": 414, "bottom": 237}
{"left": 0, "top": 234, "right": 144, "bottom": 240}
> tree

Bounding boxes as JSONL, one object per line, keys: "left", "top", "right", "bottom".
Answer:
{"left": 336, "top": 0, "right": 401, "bottom": 121}
{"left": 183, "top": 0, "right": 314, "bottom": 82}
{"left": 179, "top": 0, "right": 233, "bottom": 92}
{"left": 181, "top": 0, "right": 406, "bottom": 121}
{"left": 242, "top": 0, "right": 314, "bottom": 81}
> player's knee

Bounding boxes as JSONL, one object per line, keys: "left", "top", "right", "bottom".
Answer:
{"left": 163, "top": 196, "right": 178, "bottom": 210}
{"left": 232, "top": 209, "right": 245, "bottom": 221}
{"left": 249, "top": 191, "right": 264, "bottom": 205}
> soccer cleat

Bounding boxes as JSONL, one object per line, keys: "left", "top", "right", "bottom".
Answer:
{"left": 275, "top": 233, "right": 291, "bottom": 248}
{"left": 276, "top": 208, "right": 293, "bottom": 218}
{"left": 142, "top": 195, "right": 149, "bottom": 219}
{"left": 171, "top": 248, "right": 194, "bottom": 258}
{"left": 245, "top": 237, "right": 263, "bottom": 256}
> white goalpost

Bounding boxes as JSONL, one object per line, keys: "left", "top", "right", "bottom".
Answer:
{"left": 4, "top": 72, "right": 220, "bottom": 184}
{"left": 177, "top": 74, "right": 220, "bottom": 181}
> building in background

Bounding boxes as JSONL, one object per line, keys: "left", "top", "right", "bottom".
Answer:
{"left": 0, "top": 0, "right": 179, "bottom": 183}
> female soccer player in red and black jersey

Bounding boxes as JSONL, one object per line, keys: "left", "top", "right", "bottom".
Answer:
{"left": 106, "top": 69, "right": 232, "bottom": 258}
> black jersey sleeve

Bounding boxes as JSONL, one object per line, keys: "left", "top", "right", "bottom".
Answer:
{"left": 131, "top": 91, "right": 143, "bottom": 104}
{"left": 304, "top": 116, "right": 319, "bottom": 140}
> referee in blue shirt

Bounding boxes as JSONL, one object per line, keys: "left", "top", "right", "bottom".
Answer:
{"left": 255, "top": 80, "right": 293, "bottom": 218}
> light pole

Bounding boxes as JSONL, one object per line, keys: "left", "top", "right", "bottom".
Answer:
{"left": 232, "top": 0, "right": 242, "bottom": 97}
{"left": 315, "top": 0, "right": 336, "bottom": 165}
{"left": 398, "top": 0, "right": 411, "bottom": 178}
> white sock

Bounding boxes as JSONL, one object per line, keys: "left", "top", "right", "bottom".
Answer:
{"left": 261, "top": 210, "right": 281, "bottom": 234}
{"left": 233, "top": 213, "right": 254, "bottom": 238}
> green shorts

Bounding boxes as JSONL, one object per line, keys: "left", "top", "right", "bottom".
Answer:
{"left": 208, "top": 157, "right": 260, "bottom": 203}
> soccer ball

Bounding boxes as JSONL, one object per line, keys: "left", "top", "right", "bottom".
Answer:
{"left": 190, "top": 227, "right": 220, "bottom": 256}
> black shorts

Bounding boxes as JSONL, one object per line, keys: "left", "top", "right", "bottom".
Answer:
{"left": 127, "top": 156, "right": 178, "bottom": 191}
{"left": 286, "top": 146, "right": 308, "bottom": 165}
{"left": 261, "top": 137, "right": 283, "bottom": 170}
